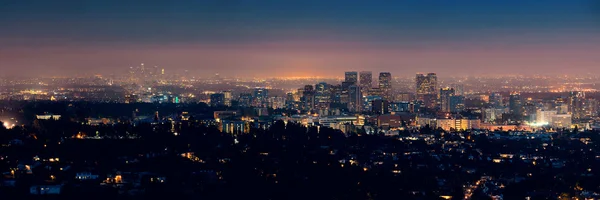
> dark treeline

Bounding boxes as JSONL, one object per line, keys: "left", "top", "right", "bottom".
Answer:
{"left": 1, "top": 117, "right": 600, "bottom": 199}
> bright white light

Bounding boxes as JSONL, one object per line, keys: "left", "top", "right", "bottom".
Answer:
{"left": 3, "top": 122, "right": 13, "bottom": 129}
{"left": 528, "top": 122, "right": 549, "bottom": 127}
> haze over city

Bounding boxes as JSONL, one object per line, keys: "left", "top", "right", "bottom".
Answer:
{"left": 5, "top": 1, "right": 600, "bottom": 199}
{"left": 2, "top": 0, "right": 600, "bottom": 77}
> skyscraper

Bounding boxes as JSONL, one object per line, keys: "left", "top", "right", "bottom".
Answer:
{"left": 348, "top": 85, "right": 362, "bottom": 112}
{"left": 237, "top": 93, "right": 252, "bottom": 107}
{"left": 569, "top": 91, "right": 585, "bottom": 119}
{"left": 345, "top": 71, "right": 358, "bottom": 84}
{"left": 315, "top": 82, "right": 331, "bottom": 110}
{"left": 509, "top": 92, "right": 523, "bottom": 117}
{"left": 302, "top": 85, "right": 315, "bottom": 111}
{"left": 378, "top": 72, "right": 392, "bottom": 101}
{"left": 489, "top": 93, "right": 503, "bottom": 109}
{"left": 253, "top": 88, "right": 269, "bottom": 107}
{"left": 329, "top": 84, "right": 343, "bottom": 104}
{"left": 451, "top": 84, "right": 465, "bottom": 96}
{"left": 359, "top": 71, "right": 372, "bottom": 95}
{"left": 210, "top": 93, "right": 225, "bottom": 107}
{"left": 440, "top": 87, "right": 455, "bottom": 112}
{"left": 223, "top": 91, "right": 232, "bottom": 106}
{"left": 586, "top": 98, "right": 598, "bottom": 118}
{"left": 449, "top": 95, "right": 465, "bottom": 113}
{"left": 416, "top": 73, "right": 438, "bottom": 108}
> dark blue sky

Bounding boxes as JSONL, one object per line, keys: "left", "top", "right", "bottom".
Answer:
{"left": 1, "top": 0, "right": 600, "bottom": 77}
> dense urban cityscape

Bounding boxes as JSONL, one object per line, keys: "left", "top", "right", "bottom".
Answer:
{"left": 1, "top": 67, "right": 600, "bottom": 199}
{"left": 4, "top": 1, "right": 600, "bottom": 199}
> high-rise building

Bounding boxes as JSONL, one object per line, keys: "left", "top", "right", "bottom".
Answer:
{"left": 555, "top": 97, "right": 569, "bottom": 114}
{"left": 238, "top": 93, "right": 253, "bottom": 107}
{"left": 268, "top": 96, "right": 286, "bottom": 109}
{"left": 359, "top": 71, "right": 372, "bottom": 95}
{"left": 415, "top": 73, "right": 438, "bottom": 108}
{"left": 569, "top": 91, "right": 585, "bottom": 119}
{"left": 378, "top": 72, "right": 392, "bottom": 101}
{"left": 210, "top": 93, "right": 225, "bottom": 107}
{"left": 253, "top": 88, "right": 269, "bottom": 107}
{"left": 523, "top": 102, "right": 538, "bottom": 122}
{"left": 449, "top": 95, "right": 465, "bottom": 113}
{"left": 439, "top": 87, "right": 455, "bottom": 112}
{"left": 302, "top": 85, "right": 315, "bottom": 111}
{"left": 329, "top": 85, "right": 343, "bottom": 104}
{"left": 345, "top": 71, "right": 358, "bottom": 84}
{"left": 315, "top": 82, "right": 331, "bottom": 110}
{"left": 509, "top": 93, "right": 523, "bottom": 117}
{"left": 223, "top": 91, "right": 232, "bottom": 106}
{"left": 451, "top": 84, "right": 465, "bottom": 96}
{"left": 586, "top": 98, "right": 598, "bottom": 117}
{"left": 348, "top": 85, "right": 362, "bottom": 112}
{"left": 489, "top": 93, "right": 503, "bottom": 109}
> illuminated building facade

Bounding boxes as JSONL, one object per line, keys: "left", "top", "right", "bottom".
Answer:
{"left": 348, "top": 85, "right": 362, "bottom": 112}
{"left": 359, "top": 71, "right": 372, "bottom": 96}
{"left": 489, "top": 93, "right": 503, "bottom": 109}
{"left": 223, "top": 91, "right": 232, "bottom": 106}
{"left": 253, "top": 88, "right": 269, "bottom": 107}
{"left": 210, "top": 93, "right": 225, "bottom": 107}
{"left": 345, "top": 71, "right": 358, "bottom": 84}
{"left": 569, "top": 91, "right": 585, "bottom": 119}
{"left": 509, "top": 93, "right": 523, "bottom": 117}
{"left": 302, "top": 85, "right": 315, "bottom": 111}
{"left": 436, "top": 118, "right": 481, "bottom": 131}
{"left": 415, "top": 73, "right": 438, "bottom": 108}
{"left": 378, "top": 72, "right": 392, "bottom": 101}
{"left": 314, "top": 82, "right": 331, "bottom": 110}
{"left": 439, "top": 87, "right": 455, "bottom": 112}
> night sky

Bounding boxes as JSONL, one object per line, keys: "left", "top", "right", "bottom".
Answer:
{"left": 1, "top": 0, "right": 600, "bottom": 77}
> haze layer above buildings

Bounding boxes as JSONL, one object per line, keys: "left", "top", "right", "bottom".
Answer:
{"left": 2, "top": 0, "right": 600, "bottom": 77}
{"left": 4, "top": 1, "right": 600, "bottom": 200}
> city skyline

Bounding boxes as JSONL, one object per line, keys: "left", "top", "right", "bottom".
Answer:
{"left": 4, "top": 1, "right": 600, "bottom": 199}
{"left": 2, "top": 0, "right": 600, "bottom": 77}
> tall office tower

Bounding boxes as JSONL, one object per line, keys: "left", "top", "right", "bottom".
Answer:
{"left": 554, "top": 97, "right": 568, "bottom": 114}
{"left": 348, "top": 85, "right": 362, "bottom": 112}
{"left": 223, "top": 91, "right": 232, "bottom": 106}
{"left": 329, "top": 85, "right": 343, "bottom": 104}
{"left": 489, "top": 93, "right": 503, "bottom": 109}
{"left": 285, "top": 92, "right": 295, "bottom": 103}
{"left": 302, "top": 85, "right": 315, "bottom": 111}
{"left": 439, "top": 87, "right": 455, "bottom": 112}
{"left": 523, "top": 102, "right": 538, "bottom": 122}
{"left": 268, "top": 96, "right": 286, "bottom": 109}
{"left": 509, "top": 92, "right": 523, "bottom": 116}
{"left": 451, "top": 84, "right": 465, "bottom": 96}
{"left": 415, "top": 73, "right": 438, "bottom": 108}
{"left": 345, "top": 71, "right": 358, "bottom": 85}
{"left": 314, "top": 82, "right": 331, "bottom": 110}
{"left": 359, "top": 71, "right": 373, "bottom": 95}
{"left": 285, "top": 92, "right": 295, "bottom": 109}
{"left": 253, "top": 88, "right": 269, "bottom": 107}
{"left": 210, "top": 93, "right": 225, "bottom": 107}
{"left": 586, "top": 98, "right": 599, "bottom": 117}
{"left": 569, "top": 91, "right": 586, "bottom": 119}
{"left": 449, "top": 95, "right": 465, "bottom": 113}
{"left": 238, "top": 93, "right": 253, "bottom": 107}
{"left": 378, "top": 72, "right": 393, "bottom": 101}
